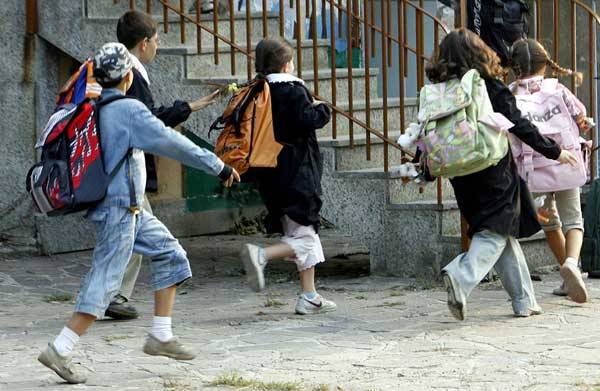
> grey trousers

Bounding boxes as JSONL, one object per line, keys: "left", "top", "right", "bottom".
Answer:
{"left": 442, "top": 229, "right": 539, "bottom": 314}
{"left": 116, "top": 196, "right": 153, "bottom": 301}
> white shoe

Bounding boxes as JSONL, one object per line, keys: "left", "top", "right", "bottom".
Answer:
{"left": 514, "top": 305, "right": 543, "bottom": 317}
{"left": 295, "top": 294, "right": 337, "bottom": 315}
{"left": 560, "top": 258, "right": 588, "bottom": 303}
{"left": 552, "top": 281, "right": 567, "bottom": 297}
{"left": 240, "top": 244, "right": 266, "bottom": 292}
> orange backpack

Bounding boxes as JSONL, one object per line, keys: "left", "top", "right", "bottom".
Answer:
{"left": 210, "top": 78, "right": 282, "bottom": 176}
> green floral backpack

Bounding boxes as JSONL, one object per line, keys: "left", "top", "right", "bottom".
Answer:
{"left": 416, "top": 69, "right": 511, "bottom": 178}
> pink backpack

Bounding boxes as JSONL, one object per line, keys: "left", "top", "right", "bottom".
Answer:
{"left": 510, "top": 78, "right": 587, "bottom": 193}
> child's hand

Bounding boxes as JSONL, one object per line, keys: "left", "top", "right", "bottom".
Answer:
{"left": 558, "top": 150, "right": 578, "bottom": 167}
{"left": 222, "top": 168, "right": 241, "bottom": 188}
{"left": 189, "top": 89, "right": 220, "bottom": 111}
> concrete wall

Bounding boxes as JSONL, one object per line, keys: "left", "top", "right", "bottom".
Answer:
{"left": 0, "top": 1, "right": 38, "bottom": 252}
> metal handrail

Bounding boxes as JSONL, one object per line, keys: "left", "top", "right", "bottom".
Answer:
{"left": 127, "top": 0, "right": 449, "bottom": 155}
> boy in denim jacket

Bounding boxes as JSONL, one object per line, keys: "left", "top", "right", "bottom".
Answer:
{"left": 37, "top": 42, "right": 239, "bottom": 384}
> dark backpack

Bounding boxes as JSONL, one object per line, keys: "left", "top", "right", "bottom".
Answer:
{"left": 468, "top": 0, "right": 530, "bottom": 65}
{"left": 26, "top": 95, "right": 129, "bottom": 216}
{"left": 582, "top": 179, "right": 600, "bottom": 277}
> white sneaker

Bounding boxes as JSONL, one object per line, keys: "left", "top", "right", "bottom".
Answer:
{"left": 560, "top": 258, "right": 588, "bottom": 303}
{"left": 295, "top": 294, "right": 337, "bottom": 315}
{"left": 240, "top": 244, "right": 266, "bottom": 292}
{"left": 514, "top": 305, "right": 543, "bottom": 318}
{"left": 552, "top": 281, "right": 568, "bottom": 297}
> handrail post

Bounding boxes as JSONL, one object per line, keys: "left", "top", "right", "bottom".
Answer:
{"left": 296, "top": 0, "right": 305, "bottom": 79}
{"left": 26, "top": 0, "right": 38, "bottom": 34}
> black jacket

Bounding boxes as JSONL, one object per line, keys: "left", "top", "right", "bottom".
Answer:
{"left": 448, "top": 78, "right": 561, "bottom": 238}
{"left": 126, "top": 68, "right": 192, "bottom": 192}
{"left": 256, "top": 80, "right": 331, "bottom": 233}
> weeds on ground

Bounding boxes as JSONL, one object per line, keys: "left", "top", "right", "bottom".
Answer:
{"left": 389, "top": 290, "right": 405, "bottom": 297}
{"left": 43, "top": 294, "right": 72, "bottom": 303}
{"left": 102, "top": 335, "right": 134, "bottom": 343}
{"left": 403, "top": 278, "right": 438, "bottom": 291}
{"left": 373, "top": 301, "right": 405, "bottom": 308}
{"left": 163, "top": 377, "right": 194, "bottom": 391}
{"left": 208, "top": 373, "right": 333, "bottom": 391}
{"left": 208, "top": 373, "right": 300, "bottom": 390}
{"left": 264, "top": 294, "right": 286, "bottom": 308}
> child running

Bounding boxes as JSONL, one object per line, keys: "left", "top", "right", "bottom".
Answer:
{"left": 37, "top": 43, "right": 239, "bottom": 384}
{"left": 425, "top": 29, "right": 578, "bottom": 320}
{"left": 508, "top": 38, "right": 590, "bottom": 303}
{"left": 239, "top": 37, "right": 337, "bottom": 315}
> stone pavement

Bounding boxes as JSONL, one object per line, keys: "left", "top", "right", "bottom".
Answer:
{"left": 1, "top": 235, "right": 600, "bottom": 391}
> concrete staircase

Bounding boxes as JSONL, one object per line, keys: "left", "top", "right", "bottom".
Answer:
{"left": 35, "top": 0, "right": 554, "bottom": 276}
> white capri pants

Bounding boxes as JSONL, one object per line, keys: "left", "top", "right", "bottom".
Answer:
{"left": 280, "top": 215, "right": 325, "bottom": 271}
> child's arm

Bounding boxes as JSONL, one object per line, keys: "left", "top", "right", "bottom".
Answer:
{"left": 488, "top": 80, "right": 561, "bottom": 160}
{"left": 128, "top": 102, "right": 233, "bottom": 180}
{"left": 291, "top": 86, "right": 331, "bottom": 130}
{"left": 561, "top": 88, "right": 592, "bottom": 133}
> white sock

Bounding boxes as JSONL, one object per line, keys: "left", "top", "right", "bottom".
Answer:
{"left": 151, "top": 316, "right": 173, "bottom": 342}
{"left": 53, "top": 326, "right": 80, "bottom": 357}
{"left": 564, "top": 257, "right": 578, "bottom": 267}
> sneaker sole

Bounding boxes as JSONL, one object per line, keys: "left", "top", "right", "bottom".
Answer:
{"left": 142, "top": 346, "right": 195, "bottom": 361}
{"left": 240, "top": 245, "right": 265, "bottom": 292}
{"left": 560, "top": 264, "right": 588, "bottom": 303}
{"left": 295, "top": 305, "right": 337, "bottom": 315}
{"left": 104, "top": 308, "right": 139, "bottom": 320}
{"left": 37, "top": 352, "right": 85, "bottom": 384}
{"left": 443, "top": 274, "right": 465, "bottom": 321}
{"left": 552, "top": 289, "right": 568, "bottom": 297}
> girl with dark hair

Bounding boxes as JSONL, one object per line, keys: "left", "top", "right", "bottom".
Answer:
{"left": 508, "top": 38, "right": 590, "bottom": 303}
{"left": 240, "top": 38, "right": 337, "bottom": 315}
{"left": 426, "top": 29, "right": 577, "bottom": 320}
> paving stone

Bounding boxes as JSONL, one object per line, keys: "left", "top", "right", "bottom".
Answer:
{"left": 1, "top": 239, "right": 600, "bottom": 391}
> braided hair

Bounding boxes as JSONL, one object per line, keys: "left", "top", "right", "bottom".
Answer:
{"left": 509, "top": 38, "right": 582, "bottom": 86}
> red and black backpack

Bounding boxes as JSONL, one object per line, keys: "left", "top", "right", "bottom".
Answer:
{"left": 26, "top": 96, "right": 128, "bottom": 215}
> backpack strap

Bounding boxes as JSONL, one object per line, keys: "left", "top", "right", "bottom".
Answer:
{"left": 95, "top": 94, "right": 139, "bottom": 212}
{"left": 232, "top": 79, "right": 265, "bottom": 134}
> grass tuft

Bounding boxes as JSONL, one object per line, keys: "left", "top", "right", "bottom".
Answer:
{"left": 43, "top": 294, "right": 73, "bottom": 303}
{"left": 208, "top": 373, "right": 302, "bottom": 390}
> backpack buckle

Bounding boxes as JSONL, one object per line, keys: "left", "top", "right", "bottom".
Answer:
{"left": 129, "top": 206, "right": 140, "bottom": 215}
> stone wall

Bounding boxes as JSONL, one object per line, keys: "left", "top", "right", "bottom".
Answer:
{"left": 0, "top": 1, "right": 37, "bottom": 252}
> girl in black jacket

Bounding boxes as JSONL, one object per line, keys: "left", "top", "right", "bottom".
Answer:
{"left": 240, "top": 38, "right": 337, "bottom": 315}
{"left": 426, "top": 29, "right": 577, "bottom": 320}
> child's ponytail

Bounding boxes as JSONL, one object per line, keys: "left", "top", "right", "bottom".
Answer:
{"left": 546, "top": 57, "right": 583, "bottom": 86}
{"left": 509, "top": 38, "right": 583, "bottom": 86}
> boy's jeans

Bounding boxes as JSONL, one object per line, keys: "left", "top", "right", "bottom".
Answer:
{"left": 75, "top": 205, "right": 192, "bottom": 318}
{"left": 116, "top": 197, "right": 153, "bottom": 301}
{"left": 442, "top": 229, "right": 538, "bottom": 314}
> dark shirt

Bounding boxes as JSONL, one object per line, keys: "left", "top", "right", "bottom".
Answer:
{"left": 256, "top": 80, "right": 331, "bottom": 232}
{"left": 126, "top": 67, "right": 192, "bottom": 192}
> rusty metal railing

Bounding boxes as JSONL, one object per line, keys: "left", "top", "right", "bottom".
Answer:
{"left": 111, "top": 0, "right": 600, "bottom": 205}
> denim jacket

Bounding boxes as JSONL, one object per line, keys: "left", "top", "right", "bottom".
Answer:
{"left": 90, "top": 88, "right": 225, "bottom": 213}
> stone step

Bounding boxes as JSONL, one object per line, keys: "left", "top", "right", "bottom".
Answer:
{"left": 439, "top": 231, "right": 555, "bottom": 276}
{"left": 86, "top": 0, "right": 278, "bottom": 19}
{"left": 87, "top": 11, "right": 279, "bottom": 50}
{"left": 178, "top": 39, "right": 331, "bottom": 77}
{"left": 189, "top": 68, "right": 380, "bottom": 104}
{"left": 188, "top": 230, "right": 371, "bottom": 277}
{"left": 383, "top": 200, "right": 462, "bottom": 277}
{"left": 318, "top": 97, "right": 419, "bottom": 138}
{"left": 319, "top": 131, "right": 405, "bottom": 171}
